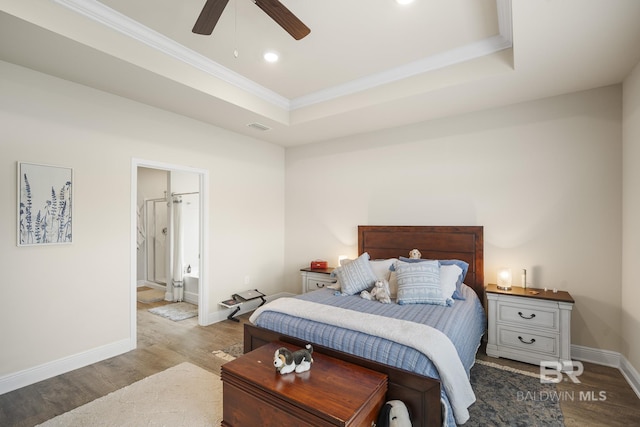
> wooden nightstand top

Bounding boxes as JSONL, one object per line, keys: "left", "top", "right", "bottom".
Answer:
{"left": 300, "top": 267, "right": 335, "bottom": 275}
{"left": 485, "top": 283, "right": 574, "bottom": 304}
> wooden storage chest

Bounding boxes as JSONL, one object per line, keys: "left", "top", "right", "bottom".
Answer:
{"left": 221, "top": 341, "right": 388, "bottom": 427}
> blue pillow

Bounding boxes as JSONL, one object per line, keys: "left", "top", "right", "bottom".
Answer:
{"left": 395, "top": 260, "right": 451, "bottom": 306}
{"left": 333, "top": 252, "right": 378, "bottom": 295}
{"left": 399, "top": 257, "right": 469, "bottom": 300}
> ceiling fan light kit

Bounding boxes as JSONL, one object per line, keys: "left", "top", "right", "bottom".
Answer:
{"left": 193, "top": 0, "right": 310, "bottom": 40}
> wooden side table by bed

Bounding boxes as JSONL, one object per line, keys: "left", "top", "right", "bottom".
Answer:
{"left": 300, "top": 267, "right": 336, "bottom": 293}
{"left": 485, "top": 283, "right": 575, "bottom": 368}
{"left": 221, "top": 341, "right": 388, "bottom": 427}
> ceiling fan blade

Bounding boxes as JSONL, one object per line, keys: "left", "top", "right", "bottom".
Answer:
{"left": 192, "top": 0, "right": 230, "bottom": 35}
{"left": 254, "top": 0, "right": 310, "bottom": 40}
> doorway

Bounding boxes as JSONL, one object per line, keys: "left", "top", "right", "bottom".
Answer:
{"left": 130, "top": 158, "right": 209, "bottom": 345}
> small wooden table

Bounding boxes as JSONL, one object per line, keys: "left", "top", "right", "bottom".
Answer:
{"left": 221, "top": 341, "right": 388, "bottom": 426}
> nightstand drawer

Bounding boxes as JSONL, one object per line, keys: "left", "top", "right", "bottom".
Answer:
{"left": 497, "top": 326, "right": 559, "bottom": 357}
{"left": 305, "top": 277, "right": 336, "bottom": 292}
{"left": 497, "top": 300, "right": 559, "bottom": 331}
{"left": 301, "top": 268, "right": 336, "bottom": 293}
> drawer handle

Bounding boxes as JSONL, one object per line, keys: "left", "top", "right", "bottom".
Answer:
{"left": 518, "top": 336, "right": 536, "bottom": 345}
{"left": 518, "top": 311, "right": 536, "bottom": 320}
{"left": 315, "top": 282, "right": 325, "bottom": 288}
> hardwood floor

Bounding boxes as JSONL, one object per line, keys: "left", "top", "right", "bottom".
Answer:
{"left": 1, "top": 292, "right": 639, "bottom": 426}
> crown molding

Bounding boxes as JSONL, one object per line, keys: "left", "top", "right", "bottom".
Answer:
{"left": 290, "top": 34, "right": 512, "bottom": 110}
{"left": 52, "top": 0, "right": 291, "bottom": 110}
{"left": 53, "top": 0, "right": 513, "bottom": 113}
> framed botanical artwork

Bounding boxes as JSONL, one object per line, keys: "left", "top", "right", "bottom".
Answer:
{"left": 17, "top": 162, "right": 73, "bottom": 246}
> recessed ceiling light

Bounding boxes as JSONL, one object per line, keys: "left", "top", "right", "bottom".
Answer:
{"left": 263, "top": 51, "right": 279, "bottom": 63}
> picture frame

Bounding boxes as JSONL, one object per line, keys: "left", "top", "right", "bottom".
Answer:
{"left": 17, "top": 162, "right": 73, "bottom": 246}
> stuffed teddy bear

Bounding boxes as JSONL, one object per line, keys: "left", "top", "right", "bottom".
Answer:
{"left": 377, "top": 400, "right": 412, "bottom": 427}
{"left": 409, "top": 248, "right": 422, "bottom": 259}
{"left": 360, "top": 279, "right": 392, "bottom": 304}
{"left": 273, "top": 344, "right": 314, "bottom": 374}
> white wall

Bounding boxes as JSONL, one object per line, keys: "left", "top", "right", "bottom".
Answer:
{"left": 285, "top": 85, "right": 623, "bottom": 353}
{"left": 622, "top": 61, "right": 640, "bottom": 371}
{"left": 0, "top": 60, "right": 285, "bottom": 385}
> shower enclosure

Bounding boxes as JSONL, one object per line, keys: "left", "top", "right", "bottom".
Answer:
{"left": 143, "top": 192, "right": 200, "bottom": 302}
{"left": 145, "top": 198, "right": 168, "bottom": 285}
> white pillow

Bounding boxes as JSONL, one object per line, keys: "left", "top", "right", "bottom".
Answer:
{"left": 439, "top": 264, "right": 463, "bottom": 301}
{"left": 369, "top": 258, "right": 396, "bottom": 282}
{"left": 388, "top": 270, "right": 398, "bottom": 299}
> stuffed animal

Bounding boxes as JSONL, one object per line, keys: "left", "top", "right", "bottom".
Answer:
{"left": 273, "top": 344, "right": 314, "bottom": 374}
{"left": 409, "top": 248, "right": 422, "bottom": 259}
{"left": 360, "top": 279, "right": 392, "bottom": 304}
{"left": 377, "top": 400, "right": 412, "bottom": 427}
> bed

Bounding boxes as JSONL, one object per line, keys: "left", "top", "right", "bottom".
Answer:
{"left": 244, "top": 225, "right": 485, "bottom": 426}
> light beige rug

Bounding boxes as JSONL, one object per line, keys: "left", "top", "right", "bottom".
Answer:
{"left": 149, "top": 302, "right": 198, "bottom": 321}
{"left": 37, "top": 362, "right": 222, "bottom": 426}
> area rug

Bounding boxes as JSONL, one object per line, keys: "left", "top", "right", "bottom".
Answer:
{"left": 37, "top": 362, "right": 222, "bottom": 426}
{"left": 212, "top": 342, "right": 244, "bottom": 362}
{"left": 149, "top": 302, "right": 198, "bottom": 321}
{"left": 136, "top": 289, "right": 165, "bottom": 304}
{"left": 467, "top": 359, "right": 565, "bottom": 426}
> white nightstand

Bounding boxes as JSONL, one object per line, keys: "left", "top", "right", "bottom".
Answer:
{"left": 485, "top": 284, "right": 574, "bottom": 367}
{"left": 300, "top": 268, "right": 336, "bottom": 293}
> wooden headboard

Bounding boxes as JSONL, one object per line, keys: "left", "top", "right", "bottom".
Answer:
{"left": 358, "top": 225, "right": 484, "bottom": 302}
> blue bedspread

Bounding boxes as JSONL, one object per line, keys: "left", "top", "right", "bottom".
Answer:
{"left": 251, "top": 284, "right": 486, "bottom": 426}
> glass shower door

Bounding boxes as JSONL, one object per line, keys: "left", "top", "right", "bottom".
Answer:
{"left": 145, "top": 199, "right": 167, "bottom": 285}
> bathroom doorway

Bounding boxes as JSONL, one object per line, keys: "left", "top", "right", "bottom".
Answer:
{"left": 131, "top": 159, "right": 209, "bottom": 343}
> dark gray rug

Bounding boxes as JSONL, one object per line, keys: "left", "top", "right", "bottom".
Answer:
{"left": 467, "top": 360, "right": 564, "bottom": 426}
{"left": 221, "top": 342, "right": 244, "bottom": 358}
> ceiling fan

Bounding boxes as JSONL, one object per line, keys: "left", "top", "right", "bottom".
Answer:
{"left": 192, "top": 0, "right": 311, "bottom": 40}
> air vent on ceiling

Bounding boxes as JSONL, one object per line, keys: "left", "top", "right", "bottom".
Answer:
{"left": 247, "top": 122, "right": 271, "bottom": 131}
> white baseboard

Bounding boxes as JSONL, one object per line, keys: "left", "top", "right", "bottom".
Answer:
{"left": 620, "top": 355, "right": 640, "bottom": 399}
{"left": 0, "top": 338, "right": 133, "bottom": 396}
{"left": 572, "top": 344, "right": 640, "bottom": 399}
{"left": 571, "top": 344, "right": 621, "bottom": 367}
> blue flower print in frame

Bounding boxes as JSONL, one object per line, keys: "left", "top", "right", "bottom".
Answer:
{"left": 18, "top": 162, "right": 73, "bottom": 246}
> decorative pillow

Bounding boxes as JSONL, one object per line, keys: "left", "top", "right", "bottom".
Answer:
{"left": 399, "top": 257, "right": 469, "bottom": 300}
{"left": 333, "top": 252, "right": 378, "bottom": 295}
{"left": 369, "top": 258, "right": 396, "bottom": 282}
{"left": 395, "top": 260, "right": 450, "bottom": 306}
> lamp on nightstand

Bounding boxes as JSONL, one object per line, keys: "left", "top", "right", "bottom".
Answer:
{"left": 497, "top": 267, "right": 512, "bottom": 290}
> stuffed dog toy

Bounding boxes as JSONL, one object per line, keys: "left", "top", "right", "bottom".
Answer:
{"left": 273, "top": 344, "right": 314, "bottom": 374}
{"left": 360, "top": 279, "right": 392, "bottom": 304}
{"left": 409, "top": 248, "right": 422, "bottom": 259}
{"left": 377, "top": 400, "right": 412, "bottom": 427}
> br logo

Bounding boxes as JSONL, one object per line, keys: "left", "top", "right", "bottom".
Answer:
{"left": 540, "top": 360, "right": 583, "bottom": 384}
